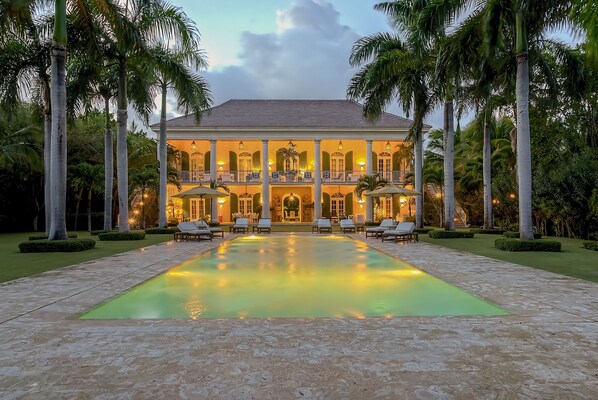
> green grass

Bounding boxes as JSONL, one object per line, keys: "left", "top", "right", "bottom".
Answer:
{"left": 421, "top": 233, "right": 598, "bottom": 283}
{"left": 0, "top": 231, "right": 173, "bottom": 283}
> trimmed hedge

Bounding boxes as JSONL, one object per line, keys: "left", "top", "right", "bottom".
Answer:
{"left": 503, "top": 231, "right": 542, "bottom": 239}
{"left": 414, "top": 228, "right": 434, "bottom": 234}
{"left": 428, "top": 230, "right": 475, "bottom": 239}
{"left": 90, "top": 229, "right": 116, "bottom": 236}
{"left": 145, "top": 227, "right": 179, "bottom": 234}
{"left": 29, "top": 233, "right": 78, "bottom": 241}
{"left": 19, "top": 238, "right": 96, "bottom": 253}
{"left": 208, "top": 222, "right": 221, "bottom": 227}
{"left": 98, "top": 231, "right": 146, "bottom": 241}
{"left": 470, "top": 229, "right": 505, "bottom": 235}
{"left": 365, "top": 221, "right": 380, "bottom": 226}
{"left": 495, "top": 238, "right": 561, "bottom": 252}
{"left": 583, "top": 242, "right": 598, "bottom": 251}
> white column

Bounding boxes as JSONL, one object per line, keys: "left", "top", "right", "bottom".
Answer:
{"left": 365, "top": 139, "right": 373, "bottom": 222}
{"left": 314, "top": 139, "right": 322, "bottom": 220}
{"left": 210, "top": 140, "right": 217, "bottom": 222}
{"left": 261, "top": 140, "right": 270, "bottom": 219}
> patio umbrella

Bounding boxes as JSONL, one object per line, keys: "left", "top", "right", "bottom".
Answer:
{"left": 171, "top": 185, "right": 230, "bottom": 199}
{"left": 172, "top": 185, "right": 230, "bottom": 220}
{"left": 365, "top": 185, "right": 420, "bottom": 219}
{"left": 365, "top": 185, "right": 421, "bottom": 198}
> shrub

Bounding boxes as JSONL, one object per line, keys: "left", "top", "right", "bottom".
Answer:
{"left": 589, "top": 232, "right": 598, "bottom": 241}
{"left": 98, "top": 231, "right": 146, "bottom": 241}
{"left": 428, "top": 230, "right": 475, "bottom": 239}
{"left": 90, "top": 229, "right": 115, "bottom": 236}
{"left": 495, "top": 238, "right": 561, "bottom": 252}
{"left": 503, "top": 231, "right": 542, "bottom": 239}
{"left": 19, "top": 239, "right": 96, "bottom": 253}
{"left": 470, "top": 229, "right": 505, "bottom": 235}
{"left": 414, "top": 228, "right": 434, "bottom": 234}
{"left": 365, "top": 221, "right": 380, "bottom": 226}
{"left": 145, "top": 227, "right": 179, "bottom": 234}
{"left": 208, "top": 221, "right": 221, "bottom": 227}
{"left": 29, "top": 233, "right": 78, "bottom": 241}
{"left": 583, "top": 242, "right": 598, "bottom": 251}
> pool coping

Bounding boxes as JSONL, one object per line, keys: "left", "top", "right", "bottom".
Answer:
{"left": 1, "top": 232, "right": 597, "bottom": 398}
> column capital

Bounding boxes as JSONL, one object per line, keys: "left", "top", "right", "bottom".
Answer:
{"left": 313, "top": 139, "right": 321, "bottom": 144}
{"left": 261, "top": 139, "right": 269, "bottom": 143}
{"left": 366, "top": 139, "right": 373, "bottom": 144}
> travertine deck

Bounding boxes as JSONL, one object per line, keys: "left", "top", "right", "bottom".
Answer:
{"left": 0, "top": 234, "right": 596, "bottom": 399}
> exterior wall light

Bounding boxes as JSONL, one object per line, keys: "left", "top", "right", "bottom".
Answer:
{"left": 358, "top": 161, "right": 365, "bottom": 170}
{"left": 338, "top": 141, "right": 343, "bottom": 150}
{"left": 191, "top": 140, "right": 196, "bottom": 150}
{"left": 385, "top": 141, "right": 391, "bottom": 150}
{"left": 239, "top": 141, "right": 244, "bottom": 150}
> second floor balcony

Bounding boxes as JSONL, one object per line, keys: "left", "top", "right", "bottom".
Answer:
{"left": 178, "top": 170, "right": 409, "bottom": 185}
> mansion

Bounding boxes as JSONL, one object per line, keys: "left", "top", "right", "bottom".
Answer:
{"left": 152, "top": 99, "right": 424, "bottom": 223}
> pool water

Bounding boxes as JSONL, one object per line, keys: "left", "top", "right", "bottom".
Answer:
{"left": 80, "top": 235, "right": 508, "bottom": 319}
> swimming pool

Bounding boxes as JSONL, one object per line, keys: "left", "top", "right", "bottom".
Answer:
{"left": 80, "top": 235, "right": 508, "bottom": 319}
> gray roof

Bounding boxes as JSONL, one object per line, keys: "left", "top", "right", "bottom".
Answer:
{"left": 155, "top": 99, "right": 419, "bottom": 130}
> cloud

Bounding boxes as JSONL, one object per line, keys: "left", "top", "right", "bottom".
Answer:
{"left": 150, "top": 0, "right": 448, "bottom": 130}
{"left": 204, "top": 0, "right": 360, "bottom": 104}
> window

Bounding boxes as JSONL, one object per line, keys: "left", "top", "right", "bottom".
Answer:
{"left": 331, "top": 193, "right": 345, "bottom": 218}
{"left": 190, "top": 152, "right": 204, "bottom": 181}
{"left": 239, "top": 193, "right": 253, "bottom": 215}
{"left": 377, "top": 197, "right": 392, "bottom": 219}
{"left": 190, "top": 198, "right": 205, "bottom": 220}
{"left": 331, "top": 151, "right": 344, "bottom": 179}
{"left": 378, "top": 151, "right": 391, "bottom": 181}
{"left": 238, "top": 152, "right": 252, "bottom": 182}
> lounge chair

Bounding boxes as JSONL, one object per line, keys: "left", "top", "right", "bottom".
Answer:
{"left": 175, "top": 222, "right": 212, "bottom": 241}
{"left": 312, "top": 219, "right": 319, "bottom": 233}
{"left": 317, "top": 218, "right": 332, "bottom": 234}
{"left": 381, "top": 222, "right": 417, "bottom": 242}
{"left": 230, "top": 217, "right": 249, "bottom": 233}
{"left": 339, "top": 218, "right": 356, "bottom": 233}
{"left": 194, "top": 220, "right": 224, "bottom": 238}
{"left": 365, "top": 218, "right": 396, "bottom": 238}
{"left": 253, "top": 218, "right": 271, "bottom": 233}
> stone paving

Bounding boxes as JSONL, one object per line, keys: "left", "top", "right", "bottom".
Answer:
{"left": 0, "top": 233, "right": 597, "bottom": 399}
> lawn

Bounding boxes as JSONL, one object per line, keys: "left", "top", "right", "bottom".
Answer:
{"left": 421, "top": 233, "right": 598, "bottom": 283}
{"left": 0, "top": 232, "right": 173, "bottom": 283}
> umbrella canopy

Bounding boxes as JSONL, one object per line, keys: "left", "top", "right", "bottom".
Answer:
{"left": 365, "top": 185, "right": 421, "bottom": 197}
{"left": 171, "top": 185, "right": 230, "bottom": 199}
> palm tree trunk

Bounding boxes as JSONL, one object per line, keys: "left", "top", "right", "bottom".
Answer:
{"left": 48, "top": 0, "right": 68, "bottom": 241}
{"left": 443, "top": 100, "right": 456, "bottom": 231}
{"left": 43, "top": 99, "right": 52, "bottom": 235}
{"left": 158, "top": 82, "right": 168, "bottom": 228}
{"left": 103, "top": 96, "right": 113, "bottom": 230}
{"left": 516, "top": 13, "right": 534, "bottom": 240}
{"left": 74, "top": 188, "right": 83, "bottom": 231}
{"left": 414, "top": 129, "right": 424, "bottom": 228}
{"left": 116, "top": 61, "right": 130, "bottom": 232}
{"left": 87, "top": 188, "right": 92, "bottom": 232}
{"left": 483, "top": 113, "right": 493, "bottom": 229}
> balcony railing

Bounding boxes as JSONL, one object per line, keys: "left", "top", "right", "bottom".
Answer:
{"left": 178, "top": 170, "right": 408, "bottom": 184}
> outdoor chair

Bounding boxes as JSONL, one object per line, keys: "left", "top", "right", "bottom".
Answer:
{"left": 253, "top": 218, "right": 272, "bottom": 233}
{"left": 175, "top": 222, "right": 212, "bottom": 242}
{"left": 317, "top": 218, "right": 332, "bottom": 234}
{"left": 194, "top": 220, "right": 224, "bottom": 238}
{"left": 340, "top": 218, "right": 356, "bottom": 233}
{"left": 365, "top": 218, "right": 396, "bottom": 238}
{"left": 230, "top": 217, "right": 249, "bottom": 233}
{"left": 381, "top": 222, "right": 417, "bottom": 243}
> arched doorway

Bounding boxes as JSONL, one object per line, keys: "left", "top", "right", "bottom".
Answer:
{"left": 282, "top": 193, "right": 301, "bottom": 222}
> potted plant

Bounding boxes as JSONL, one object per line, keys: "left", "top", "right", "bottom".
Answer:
{"left": 277, "top": 144, "right": 300, "bottom": 181}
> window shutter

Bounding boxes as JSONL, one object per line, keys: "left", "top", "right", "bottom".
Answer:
{"left": 229, "top": 151, "right": 238, "bottom": 172}
{"left": 345, "top": 151, "right": 353, "bottom": 172}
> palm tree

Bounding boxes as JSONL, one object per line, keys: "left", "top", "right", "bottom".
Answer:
{"left": 151, "top": 43, "right": 211, "bottom": 228}
{"left": 96, "top": 0, "right": 205, "bottom": 233}
{"left": 69, "top": 162, "right": 103, "bottom": 231}
{"left": 375, "top": 0, "right": 458, "bottom": 231}
{"left": 354, "top": 174, "right": 388, "bottom": 221}
{"left": 348, "top": 30, "right": 435, "bottom": 228}
{"left": 420, "top": 0, "right": 578, "bottom": 239}
{"left": 0, "top": 16, "right": 53, "bottom": 234}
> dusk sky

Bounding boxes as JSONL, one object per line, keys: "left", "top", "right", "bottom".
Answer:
{"left": 157, "top": 0, "right": 447, "bottom": 127}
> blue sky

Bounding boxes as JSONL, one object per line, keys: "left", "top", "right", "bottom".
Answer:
{"left": 158, "top": 0, "right": 435, "bottom": 125}
{"left": 158, "top": 1, "right": 577, "bottom": 130}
